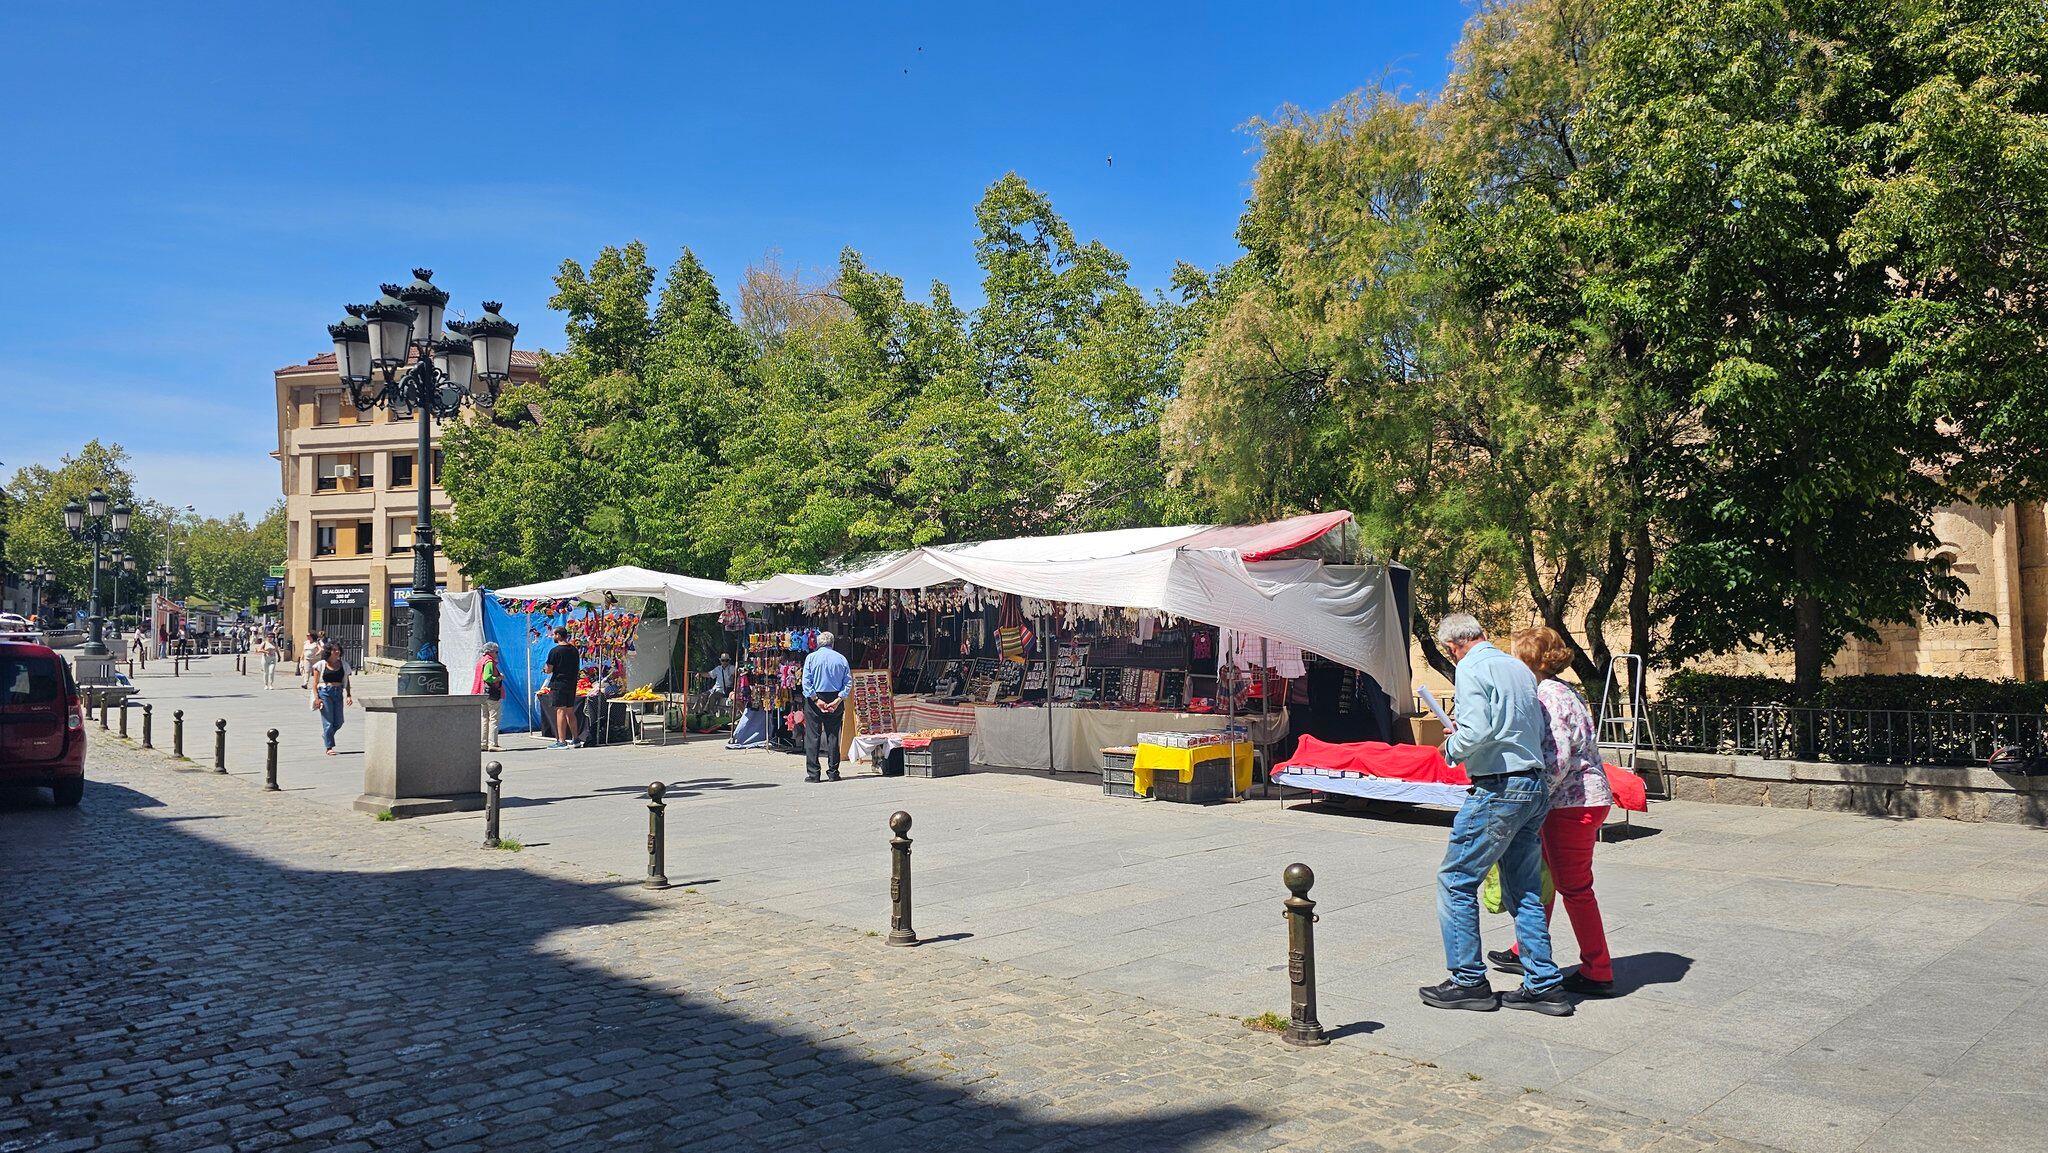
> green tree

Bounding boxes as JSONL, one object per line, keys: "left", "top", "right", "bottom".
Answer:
{"left": 1, "top": 441, "right": 150, "bottom": 616}
{"left": 182, "top": 503, "right": 285, "bottom": 610}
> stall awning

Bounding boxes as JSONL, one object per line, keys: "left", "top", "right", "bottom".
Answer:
{"left": 492, "top": 565, "right": 748, "bottom": 619}
{"left": 1172, "top": 511, "right": 1352, "bottom": 561}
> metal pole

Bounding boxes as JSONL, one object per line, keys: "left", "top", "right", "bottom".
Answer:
{"left": 265, "top": 728, "right": 279, "bottom": 791}
{"left": 397, "top": 391, "right": 447, "bottom": 695}
{"left": 83, "top": 535, "right": 107, "bottom": 658}
{"left": 644, "top": 781, "right": 670, "bottom": 889}
{"left": 886, "top": 810, "right": 918, "bottom": 946}
{"left": 118, "top": 698, "right": 129, "bottom": 739}
{"left": 142, "top": 703, "right": 153, "bottom": 749}
{"left": 214, "top": 718, "right": 227, "bottom": 773}
{"left": 98, "top": 691, "right": 109, "bottom": 731}
{"left": 483, "top": 761, "right": 502, "bottom": 847}
{"left": 173, "top": 709, "right": 184, "bottom": 758}
{"left": 1282, "top": 863, "right": 1328, "bottom": 1046}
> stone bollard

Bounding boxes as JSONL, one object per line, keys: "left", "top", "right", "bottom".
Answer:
{"left": 644, "top": 781, "right": 670, "bottom": 890}
{"left": 83, "top": 688, "right": 95, "bottom": 722}
{"left": 887, "top": 811, "right": 918, "bottom": 946}
{"left": 142, "top": 703, "right": 154, "bottom": 749}
{"left": 265, "top": 729, "right": 280, "bottom": 791}
{"left": 173, "top": 710, "right": 185, "bottom": 757}
{"left": 483, "top": 762, "right": 503, "bottom": 848}
{"left": 1281, "top": 863, "right": 1328, "bottom": 1047}
{"left": 214, "top": 718, "right": 227, "bottom": 773}
{"left": 118, "top": 697, "right": 129, "bottom": 739}
{"left": 98, "top": 691, "right": 110, "bottom": 731}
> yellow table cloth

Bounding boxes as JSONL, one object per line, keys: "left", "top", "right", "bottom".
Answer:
{"left": 1132, "top": 741, "right": 1254, "bottom": 797}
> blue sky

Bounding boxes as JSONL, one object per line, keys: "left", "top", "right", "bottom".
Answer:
{"left": 0, "top": 2, "right": 1469, "bottom": 518}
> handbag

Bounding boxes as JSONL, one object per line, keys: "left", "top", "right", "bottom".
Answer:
{"left": 1480, "top": 860, "right": 1555, "bottom": 914}
{"left": 485, "top": 679, "right": 504, "bottom": 702}
{"left": 1603, "top": 762, "right": 1649, "bottom": 812}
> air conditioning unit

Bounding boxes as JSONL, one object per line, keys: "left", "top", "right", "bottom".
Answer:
{"left": 333, "top": 464, "right": 356, "bottom": 479}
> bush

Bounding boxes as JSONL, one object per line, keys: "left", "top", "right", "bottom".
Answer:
{"left": 1661, "top": 671, "right": 2048, "bottom": 715}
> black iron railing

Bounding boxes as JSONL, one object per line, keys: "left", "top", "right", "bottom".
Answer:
{"left": 1650, "top": 704, "right": 2048, "bottom": 767}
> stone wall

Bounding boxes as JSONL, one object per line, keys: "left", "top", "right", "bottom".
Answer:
{"left": 1640, "top": 749, "right": 2048, "bottom": 827}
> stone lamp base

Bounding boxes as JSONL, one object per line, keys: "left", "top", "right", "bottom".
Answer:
{"left": 354, "top": 694, "right": 486, "bottom": 817}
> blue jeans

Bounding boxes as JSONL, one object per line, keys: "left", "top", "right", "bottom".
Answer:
{"left": 317, "top": 685, "right": 345, "bottom": 750}
{"left": 1437, "top": 773, "right": 1561, "bottom": 991}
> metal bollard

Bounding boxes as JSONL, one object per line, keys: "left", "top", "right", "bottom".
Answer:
{"left": 265, "top": 729, "right": 280, "bottom": 791}
{"left": 173, "top": 653, "right": 180, "bottom": 678}
{"left": 214, "top": 718, "right": 228, "bottom": 773}
{"left": 83, "top": 688, "right": 95, "bottom": 721}
{"left": 886, "top": 811, "right": 918, "bottom": 946}
{"left": 142, "top": 703, "right": 154, "bottom": 749}
{"left": 644, "top": 781, "right": 670, "bottom": 889}
{"left": 1281, "top": 863, "right": 1328, "bottom": 1047}
{"left": 173, "top": 710, "right": 184, "bottom": 757}
{"left": 483, "top": 762, "right": 503, "bottom": 847}
{"left": 99, "top": 691, "right": 110, "bottom": 731}
{"left": 118, "top": 698, "right": 129, "bottom": 739}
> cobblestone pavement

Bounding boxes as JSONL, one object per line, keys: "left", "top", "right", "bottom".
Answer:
{"left": 1, "top": 741, "right": 1769, "bottom": 1153}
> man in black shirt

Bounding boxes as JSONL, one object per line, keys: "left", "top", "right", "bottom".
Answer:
{"left": 543, "top": 626, "right": 581, "bottom": 748}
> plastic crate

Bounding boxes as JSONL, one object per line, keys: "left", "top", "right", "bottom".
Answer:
{"left": 1101, "top": 748, "right": 1138, "bottom": 798}
{"left": 1149, "top": 758, "right": 1236, "bottom": 804}
{"left": 904, "top": 735, "right": 969, "bottom": 778}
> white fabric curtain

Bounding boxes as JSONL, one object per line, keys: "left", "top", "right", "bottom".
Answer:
{"left": 439, "top": 590, "right": 485, "bottom": 694}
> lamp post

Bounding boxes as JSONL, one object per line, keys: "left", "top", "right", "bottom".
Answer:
{"left": 327, "top": 270, "right": 515, "bottom": 696}
{"left": 26, "top": 565, "right": 52, "bottom": 625}
{"left": 151, "top": 564, "right": 175, "bottom": 657}
{"left": 65, "top": 489, "right": 131, "bottom": 658}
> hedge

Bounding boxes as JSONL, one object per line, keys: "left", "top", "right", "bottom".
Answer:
{"left": 1659, "top": 672, "right": 2048, "bottom": 716}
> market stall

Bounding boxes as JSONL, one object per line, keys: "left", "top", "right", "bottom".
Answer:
{"left": 728, "top": 513, "right": 1411, "bottom": 788}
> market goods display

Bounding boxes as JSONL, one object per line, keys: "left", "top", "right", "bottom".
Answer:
{"left": 617, "top": 685, "right": 662, "bottom": 702}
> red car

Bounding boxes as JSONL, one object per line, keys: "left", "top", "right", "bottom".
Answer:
{"left": 0, "top": 639, "right": 86, "bottom": 806}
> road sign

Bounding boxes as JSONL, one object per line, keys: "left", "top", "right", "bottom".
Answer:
{"left": 268, "top": 564, "right": 287, "bottom": 579}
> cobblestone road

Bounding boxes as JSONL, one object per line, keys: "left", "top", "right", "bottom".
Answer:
{"left": 0, "top": 741, "right": 1766, "bottom": 1153}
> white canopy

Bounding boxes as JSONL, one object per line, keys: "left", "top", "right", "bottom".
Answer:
{"left": 734, "top": 521, "right": 1411, "bottom": 706}
{"left": 492, "top": 565, "right": 747, "bottom": 620}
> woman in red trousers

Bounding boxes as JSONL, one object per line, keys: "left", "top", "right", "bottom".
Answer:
{"left": 1490, "top": 626, "right": 1616, "bottom": 997}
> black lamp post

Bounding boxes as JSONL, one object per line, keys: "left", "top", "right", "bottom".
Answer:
{"left": 151, "top": 564, "right": 174, "bottom": 653}
{"left": 65, "top": 489, "right": 131, "bottom": 659}
{"left": 27, "top": 565, "right": 52, "bottom": 624}
{"left": 328, "top": 270, "right": 516, "bottom": 695}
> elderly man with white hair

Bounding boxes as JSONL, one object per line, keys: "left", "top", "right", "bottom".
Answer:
{"left": 1421, "top": 613, "right": 1572, "bottom": 1016}
{"left": 800, "top": 631, "right": 851, "bottom": 782}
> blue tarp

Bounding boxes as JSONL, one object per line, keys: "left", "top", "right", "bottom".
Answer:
{"left": 483, "top": 598, "right": 578, "bottom": 733}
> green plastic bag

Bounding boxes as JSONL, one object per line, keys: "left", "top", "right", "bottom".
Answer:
{"left": 1480, "top": 860, "right": 1556, "bottom": 914}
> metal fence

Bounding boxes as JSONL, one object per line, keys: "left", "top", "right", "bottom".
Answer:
{"left": 1650, "top": 704, "right": 2048, "bottom": 767}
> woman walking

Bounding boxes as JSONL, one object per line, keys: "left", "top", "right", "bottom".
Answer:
{"left": 1492, "top": 626, "right": 1616, "bottom": 997}
{"left": 309, "top": 643, "right": 354, "bottom": 756}
{"left": 474, "top": 641, "right": 505, "bottom": 751}
{"left": 257, "top": 633, "right": 281, "bottom": 689}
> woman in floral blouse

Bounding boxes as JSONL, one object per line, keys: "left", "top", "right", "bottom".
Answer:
{"left": 1490, "top": 626, "right": 1616, "bottom": 996}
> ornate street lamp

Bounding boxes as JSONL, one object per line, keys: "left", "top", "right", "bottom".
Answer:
{"left": 65, "top": 488, "right": 131, "bottom": 658}
{"left": 325, "top": 269, "right": 516, "bottom": 695}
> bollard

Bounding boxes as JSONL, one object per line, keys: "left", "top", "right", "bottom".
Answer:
{"left": 173, "top": 654, "right": 180, "bottom": 678}
{"left": 98, "top": 690, "right": 110, "bottom": 731}
{"left": 886, "top": 810, "right": 918, "bottom": 946}
{"left": 173, "top": 710, "right": 185, "bottom": 757}
{"left": 265, "top": 729, "right": 280, "bottom": 791}
{"left": 214, "top": 718, "right": 228, "bottom": 773}
{"left": 142, "top": 703, "right": 154, "bottom": 749}
{"left": 483, "top": 762, "right": 503, "bottom": 847}
{"left": 1281, "top": 863, "right": 1328, "bottom": 1047}
{"left": 644, "top": 781, "right": 670, "bottom": 889}
{"left": 83, "top": 688, "right": 95, "bottom": 721}
{"left": 118, "top": 697, "right": 129, "bottom": 739}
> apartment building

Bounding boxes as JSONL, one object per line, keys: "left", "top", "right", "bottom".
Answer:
{"left": 272, "top": 348, "right": 542, "bottom": 665}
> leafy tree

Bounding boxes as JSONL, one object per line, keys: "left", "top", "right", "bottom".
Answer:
{"left": 1, "top": 441, "right": 153, "bottom": 616}
{"left": 183, "top": 503, "right": 285, "bottom": 610}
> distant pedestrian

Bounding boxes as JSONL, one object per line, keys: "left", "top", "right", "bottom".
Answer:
{"left": 542, "top": 626, "right": 580, "bottom": 749}
{"left": 800, "top": 631, "right": 850, "bottom": 782}
{"left": 257, "top": 633, "right": 281, "bottom": 689}
{"left": 474, "top": 641, "right": 505, "bottom": 751}
{"left": 300, "top": 632, "right": 322, "bottom": 688}
{"left": 309, "top": 643, "right": 353, "bottom": 755}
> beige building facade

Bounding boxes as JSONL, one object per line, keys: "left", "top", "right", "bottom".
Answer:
{"left": 271, "top": 349, "right": 542, "bottom": 666}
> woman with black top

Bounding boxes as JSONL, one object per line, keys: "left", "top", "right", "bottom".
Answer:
{"left": 309, "top": 643, "right": 353, "bottom": 755}
{"left": 543, "top": 626, "right": 581, "bottom": 748}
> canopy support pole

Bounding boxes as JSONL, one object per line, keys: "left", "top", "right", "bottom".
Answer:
{"left": 1043, "top": 611, "right": 1054, "bottom": 776}
{"left": 682, "top": 615, "right": 692, "bottom": 734}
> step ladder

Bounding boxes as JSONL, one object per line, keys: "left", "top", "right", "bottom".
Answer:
{"left": 1594, "top": 654, "right": 1660, "bottom": 841}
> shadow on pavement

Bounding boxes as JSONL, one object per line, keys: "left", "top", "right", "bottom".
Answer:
{"left": 1610, "top": 951, "right": 1695, "bottom": 996}
{"left": 1, "top": 781, "right": 1259, "bottom": 1152}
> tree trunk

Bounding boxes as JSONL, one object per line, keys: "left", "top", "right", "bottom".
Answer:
{"left": 1792, "top": 536, "right": 1824, "bottom": 694}
{"left": 1415, "top": 615, "right": 1457, "bottom": 681}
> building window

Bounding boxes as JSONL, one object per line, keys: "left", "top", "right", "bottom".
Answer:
{"left": 391, "top": 453, "right": 415, "bottom": 489}
{"left": 315, "top": 453, "right": 369, "bottom": 492}
{"left": 354, "top": 520, "right": 374, "bottom": 556}
{"left": 431, "top": 449, "right": 445, "bottom": 486}
{"left": 389, "top": 517, "right": 415, "bottom": 554}
{"left": 316, "top": 392, "right": 341, "bottom": 426}
{"left": 315, "top": 525, "right": 337, "bottom": 557}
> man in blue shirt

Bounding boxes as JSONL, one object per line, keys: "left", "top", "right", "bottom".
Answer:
{"left": 800, "top": 631, "right": 852, "bottom": 782}
{"left": 1421, "top": 614, "right": 1571, "bottom": 1016}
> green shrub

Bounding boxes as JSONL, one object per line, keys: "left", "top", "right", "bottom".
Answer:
{"left": 1661, "top": 671, "right": 2048, "bottom": 715}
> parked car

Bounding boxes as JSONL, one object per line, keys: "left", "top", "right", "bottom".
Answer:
{"left": 0, "top": 640, "right": 85, "bottom": 806}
